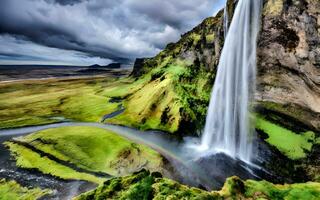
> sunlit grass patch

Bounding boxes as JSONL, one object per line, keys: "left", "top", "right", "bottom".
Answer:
{"left": 0, "top": 179, "right": 50, "bottom": 200}
{"left": 5, "top": 142, "right": 104, "bottom": 184}
{"left": 9, "top": 126, "right": 163, "bottom": 179}
{"left": 256, "top": 115, "right": 318, "bottom": 160}
{"left": 0, "top": 78, "right": 120, "bottom": 129}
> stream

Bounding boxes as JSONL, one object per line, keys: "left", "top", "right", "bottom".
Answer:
{"left": 0, "top": 122, "right": 278, "bottom": 199}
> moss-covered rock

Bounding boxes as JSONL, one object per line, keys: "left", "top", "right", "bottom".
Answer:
{"left": 75, "top": 170, "right": 320, "bottom": 200}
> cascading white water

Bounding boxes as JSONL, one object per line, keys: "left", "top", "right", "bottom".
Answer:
{"left": 223, "top": 3, "right": 229, "bottom": 38}
{"left": 199, "top": 0, "right": 262, "bottom": 162}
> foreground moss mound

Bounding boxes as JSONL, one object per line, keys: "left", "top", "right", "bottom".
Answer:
{"left": 0, "top": 179, "right": 50, "bottom": 200}
{"left": 75, "top": 170, "right": 320, "bottom": 200}
{"left": 6, "top": 126, "right": 164, "bottom": 184}
{"left": 74, "top": 170, "right": 216, "bottom": 200}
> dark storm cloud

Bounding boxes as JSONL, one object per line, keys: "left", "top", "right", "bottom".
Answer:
{"left": 0, "top": 0, "right": 226, "bottom": 65}
{"left": 52, "top": 0, "right": 86, "bottom": 6}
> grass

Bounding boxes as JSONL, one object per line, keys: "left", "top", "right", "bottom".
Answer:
{"left": 75, "top": 170, "right": 320, "bottom": 200}
{"left": 0, "top": 77, "right": 121, "bottom": 129}
{"left": 244, "top": 179, "right": 320, "bottom": 200}
{"left": 0, "top": 179, "right": 50, "bottom": 200}
{"left": 7, "top": 126, "right": 163, "bottom": 180}
{"left": 106, "top": 63, "right": 185, "bottom": 133}
{"left": 5, "top": 142, "right": 105, "bottom": 184}
{"left": 255, "top": 115, "right": 318, "bottom": 160}
{"left": 107, "top": 60, "right": 212, "bottom": 134}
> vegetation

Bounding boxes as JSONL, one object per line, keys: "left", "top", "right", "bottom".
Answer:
{"left": 75, "top": 170, "right": 320, "bottom": 200}
{"left": 5, "top": 126, "right": 163, "bottom": 184}
{"left": 0, "top": 179, "right": 50, "bottom": 200}
{"left": 0, "top": 77, "right": 121, "bottom": 129}
{"left": 106, "top": 59, "right": 213, "bottom": 135}
{"left": 5, "top": 142, "right": 104, "bottom": 184}
{"left": 256, "top": 115, "right": 319, "bottom": 160}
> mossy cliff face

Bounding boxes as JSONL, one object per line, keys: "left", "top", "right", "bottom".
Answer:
{"left": 111, "top": 9, "right": 229, "bottom": 135}
{"left": 74, "top": 170, "right": 320, "bottom": 200}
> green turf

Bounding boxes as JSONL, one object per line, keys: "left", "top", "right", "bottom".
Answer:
{"left": 0, "top": 78, "right": 120, "bottom": 129}
{"left": 5, "top": 142, "right": 104, "bottom": 184}
{"left": 255, "top": 115, "right": 318, "bottom": 160}
{"left": 8, "top": 126, "right": 163, "bottom": 179}
{"left": 244, "top": 179, "right": 320, "bottom": 200}
{"left": 0, "top": 179, "right": 50, "bottom": 200}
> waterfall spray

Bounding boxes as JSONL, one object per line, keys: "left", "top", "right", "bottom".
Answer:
{"left": 199, "top": 0, "right": 262, "bottom": 162}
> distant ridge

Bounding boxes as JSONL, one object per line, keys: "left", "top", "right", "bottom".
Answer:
{"left": 90, "top": 63, "right": 121, "bottom": 69}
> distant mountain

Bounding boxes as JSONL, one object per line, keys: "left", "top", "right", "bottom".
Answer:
{"left": 90, "top": 63, "right": 121, "bottom": 69}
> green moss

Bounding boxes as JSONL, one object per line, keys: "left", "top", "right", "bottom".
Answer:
{"left": 106, "top": 62, "right": 188, "bottom": 133}
{"left": 75, "top": 170, "right": 320, "bottom": 200}
{"left": 192, "top": 34, "right": 201, "bottom": 46}
{"left": 263, "top": 0, "right": 284, "bottom": 16}
{"left": 256, "top": 115, "right": 317, "bottom": 160}
{"left": 10, "top": 126, "right": 163, "bottom": 178}
{"left": 5, "top": 142, "right": 104, "bottom": 184}
{"left": 75, "top": 170, "right": 218, "bottom": 200}
{"left": 0, "top": 179, "right": 50, "bottom": 200}
{"left": 152, "top": 178, "right": 217, "bottom": 200}
{"left": 244, "top": 179, "right": 320, "bottom": 200}
{"left": 206, "top": 34, "right": 215, "bottom": 43}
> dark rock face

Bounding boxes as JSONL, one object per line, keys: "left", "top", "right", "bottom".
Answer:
{"left": 130, "top": 58, "right": 147, "bottom": 77}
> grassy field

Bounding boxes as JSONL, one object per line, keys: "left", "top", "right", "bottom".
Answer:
{"left": 0, "top": 59, "right": 211, "bottom": 135}
{"left": 5, "top": 126, "right": 164, "bottom": 184}
{"left": 0, "top": 77, "right": 121, "bottom": 129}
{"left": 0, "top": 179, "right": 50, "bottom": 200}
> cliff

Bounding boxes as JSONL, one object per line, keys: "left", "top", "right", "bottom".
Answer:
{"left": 101, "top": 0, "right": 320, "bottom": 181}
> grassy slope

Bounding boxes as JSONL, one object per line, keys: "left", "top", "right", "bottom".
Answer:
{"left": 105, "top": 59, "right": 212, "bottom": 134}
{"left": 0, "top": 78, "right": 121, "bottom": 129}
{"left": 256, "top": 115, "right": 319, "bottom": 160}
{"left": 5, "top": 126, "right": 163, "bottom": 184}
{"left": 0, "top": 179, "right": 50, "bottom": 200}
{"left": 75, "top": 170, "right": 320, "bottom": 200}
{"left": 5, "top": 142, "right": 104, "bottom": 184}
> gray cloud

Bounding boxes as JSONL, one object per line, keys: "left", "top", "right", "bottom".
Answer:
{"left": 0, "top": 0, "right": 226, "bottom": 65}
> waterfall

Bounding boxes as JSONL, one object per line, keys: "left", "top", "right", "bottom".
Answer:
{"left": 199, "top": 0, "right": 262, "bottom": 162}
{"left": 223, "top": 3, "right": 229, "bottom": 38}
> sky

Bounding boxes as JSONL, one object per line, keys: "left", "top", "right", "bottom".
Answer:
{"left": 0, "top": 0, "right": 226, "bottom": 66}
